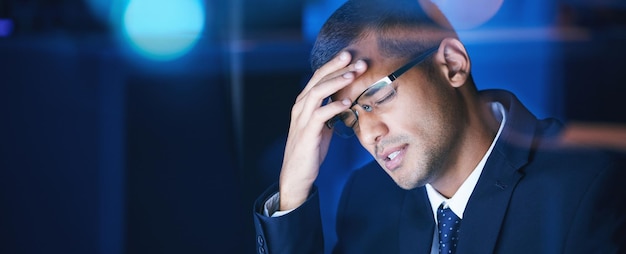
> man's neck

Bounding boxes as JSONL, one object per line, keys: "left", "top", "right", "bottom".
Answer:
{"left": 430, "top": 101, "right": 501, "bottom": 198}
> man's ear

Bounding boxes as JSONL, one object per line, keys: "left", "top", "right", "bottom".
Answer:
{"left": 434, "top": 38, "right": 470, "bottom": 88}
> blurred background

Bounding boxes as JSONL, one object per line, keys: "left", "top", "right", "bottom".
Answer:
{"left": 1, "top": 0, "right": 625, "bottom": 253}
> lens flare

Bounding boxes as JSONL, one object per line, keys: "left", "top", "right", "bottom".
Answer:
{"left": 421, "top": 0, "right": 504, "bottom": 30}
{"left": 122, "top": 0, "right": 205, "bottom": 61}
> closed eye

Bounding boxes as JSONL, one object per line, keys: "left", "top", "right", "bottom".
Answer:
{"left": 374, "top": 90, "right": 395, "bottom": 105}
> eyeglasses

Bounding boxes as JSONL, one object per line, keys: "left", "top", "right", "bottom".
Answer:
{"left": 325, "top": 46, "right": 438, "bottom": 138}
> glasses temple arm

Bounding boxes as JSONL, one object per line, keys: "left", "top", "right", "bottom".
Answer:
{"left": 388, "top": 46, "right": 438, "bottom": 81}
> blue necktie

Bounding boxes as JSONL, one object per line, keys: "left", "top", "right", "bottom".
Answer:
{"left": 437, "top": 204, "right": 461, "bottom": 254}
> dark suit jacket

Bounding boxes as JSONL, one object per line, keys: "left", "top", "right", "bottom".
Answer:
{"left": 253, "top": 89, "right": 626, "bottom": 254}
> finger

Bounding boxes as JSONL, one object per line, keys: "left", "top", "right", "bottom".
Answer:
{"left": 315, "top": 59, "right": 368, "bottom": 89}
{"left": 294, "top": 59, "right": 367, "bottom": 117}
{"left": 297, "top": 51, "right": 352, "bottom": 102}
{"left": 308, "top": 99, "right": 352, "bottom": 132}
{"left": 295, "top": 71, "right": 353, "bottom": 126}
{"left": 310, "top": 51, "right": 352, "bottom": 88}
{"left": 298, "top": 60, "right": 367, "bottom": 119}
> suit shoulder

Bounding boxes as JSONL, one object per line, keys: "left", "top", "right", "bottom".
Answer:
{"left": 340, "top": 161, "right": 407, "bottom": 211}
{"left": 528, "top": 144, "right": 625, "bottom": 174}
{"left": 348, "top": 161, "right": 402, "bottom": 193}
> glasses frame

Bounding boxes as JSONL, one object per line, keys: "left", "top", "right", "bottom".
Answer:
{"left": 325, "top": 46, "right": 439, "bottom": 137}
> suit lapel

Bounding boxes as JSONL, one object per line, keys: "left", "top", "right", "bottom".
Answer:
{"left": 455, "top": 90, "right": 540, "bottom": 253}
{"left": 456, "top": 150, "right": 524, "bottom": 253}
{"left": 399, "top": 188, "right": 435, "bottom": 254}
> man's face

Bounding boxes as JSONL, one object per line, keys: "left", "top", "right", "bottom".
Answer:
{"left": 334, "top": 35, "right": 466, "bottom": 190}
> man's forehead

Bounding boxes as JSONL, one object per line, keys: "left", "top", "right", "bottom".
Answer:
{"left": 344, "top": 34, "right": 384, "bottom": 64}
{"left": 332, "top": 39, "right": 401, "bottom": 101}
{"left": 344, "top": 31, "right": 419, "bottom": 67}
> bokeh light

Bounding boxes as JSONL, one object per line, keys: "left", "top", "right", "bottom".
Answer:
{"left": 423, "top": 0, "right": 504, "bottom": 30}
{"left": 84, "top": 0, "right": 112, "bottom": 24}
{"left": 0, "top": 19, "right": 13, "bottom": 37}
{"left": 122, "top": 0, "right": 205, "bottom": 61}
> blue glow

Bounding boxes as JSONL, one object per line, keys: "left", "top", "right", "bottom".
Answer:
{"left": 122, "top": 0, "right": 205, "bottom": 61}
{"left": 85, "top": 0, "right": 113, "bottom": 24}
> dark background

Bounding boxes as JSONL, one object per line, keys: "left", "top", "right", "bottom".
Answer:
{"left": 1, "top": 0, "right": 625, "bottom": 253}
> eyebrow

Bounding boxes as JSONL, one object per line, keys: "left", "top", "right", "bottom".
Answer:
{"left": 359, "top": 80, "right": 387, "bottom": 99}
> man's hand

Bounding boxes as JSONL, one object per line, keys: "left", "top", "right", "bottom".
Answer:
{"left": 279, "top": 51, "right": 367, "bottom": 211}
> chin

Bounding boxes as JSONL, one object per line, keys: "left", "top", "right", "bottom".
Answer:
{"left": 392, "top": 176, "right": 424, "bottom": 190}
{"left": 392, "top": 170, "right": 431, "bottom": 190}
{"left": 394, "top": 181, "right": 421, "bottom": 190}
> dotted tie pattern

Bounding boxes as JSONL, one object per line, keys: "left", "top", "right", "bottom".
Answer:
{"left": 437, "top": 204, "right": 461, "bottom": 254}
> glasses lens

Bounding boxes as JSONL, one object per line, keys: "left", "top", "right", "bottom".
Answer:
{"left": 360, "top": 81, "right": 396, "bottom": 109}
{"left": 330, "top": 110, "right": 357, "bottom": 137}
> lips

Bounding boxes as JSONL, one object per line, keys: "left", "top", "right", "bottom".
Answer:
{"left": 378, "top": 145, "right": 407, "bottom": 171}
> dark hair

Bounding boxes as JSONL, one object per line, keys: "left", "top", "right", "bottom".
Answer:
{"left": 310, "top": 0, "right": 457, "bottom": 70}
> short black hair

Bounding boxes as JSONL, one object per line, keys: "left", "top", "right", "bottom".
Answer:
{"left": 310, "top": 0, "right": 457, "bottom": 70}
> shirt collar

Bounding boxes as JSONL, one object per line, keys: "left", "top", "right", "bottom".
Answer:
{"left": 425, "top": 102, "right": 506, "bottom": 219}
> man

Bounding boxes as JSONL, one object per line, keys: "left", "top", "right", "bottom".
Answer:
{"left": 253, "top": 0, "right": 626, "bottom": 253}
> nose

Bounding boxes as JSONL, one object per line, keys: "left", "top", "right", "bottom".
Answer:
{"left": 356, "top": 111, "right": 388, "bottom": 145}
